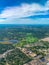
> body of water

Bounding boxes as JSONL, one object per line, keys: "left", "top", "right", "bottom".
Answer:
{"left": 0, "top": 40, "right": 18, "bottom": 43}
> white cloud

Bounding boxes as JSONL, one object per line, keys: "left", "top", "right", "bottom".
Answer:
{"left": 0, "top": 4, "right": 44, "bottom": 19}
{"left": 0, "top": 19, "right": 5, "bottom": 22}
{"left": 0, "top": 0, "right": 49, "bottom": 24}
{"left": 0, "top": 17, "right": 49, "bottom": 24}
{"left": 0, "top": 0, "right": 49, "bottom": 19}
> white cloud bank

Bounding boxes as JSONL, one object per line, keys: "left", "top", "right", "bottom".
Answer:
{"left": 0, "top": 0, "right": 49, "bottom": 24}
{"left": 0, "top": 0, "right": 49, "bottom": 19}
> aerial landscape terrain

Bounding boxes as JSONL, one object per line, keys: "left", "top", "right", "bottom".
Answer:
{"left": 0, "top": 24, "right": 49, "bottom": 65}
{"left": 0, "top": 0, "right": 49, "bottom": 65}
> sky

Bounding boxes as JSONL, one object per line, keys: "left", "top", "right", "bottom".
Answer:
{"left": 0, "top": 0, "right": 49, "bottom": 24}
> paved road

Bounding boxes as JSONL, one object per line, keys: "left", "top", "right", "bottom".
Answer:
{"left": 0, "top": 49, "right": 14, "bottom": 59}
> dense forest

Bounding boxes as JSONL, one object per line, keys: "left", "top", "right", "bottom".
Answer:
{"left": 0, "top": 24, "right": 49, "bottom": 41}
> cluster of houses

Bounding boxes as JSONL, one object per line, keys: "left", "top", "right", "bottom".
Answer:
{"left": 21, "top": 48, "right": 36, "bottom": 57}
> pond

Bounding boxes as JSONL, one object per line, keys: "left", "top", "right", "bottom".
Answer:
{"left": 0, "top": 40, "right": 18, "bottom": 44}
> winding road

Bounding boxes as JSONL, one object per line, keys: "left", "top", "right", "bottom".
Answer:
{"left": 0, "top": 49, "right": 14, "bottom": 59}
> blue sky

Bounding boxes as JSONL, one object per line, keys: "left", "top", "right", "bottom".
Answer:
{"left": 0, "top": 0, "right": 49, "bottom": 24}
